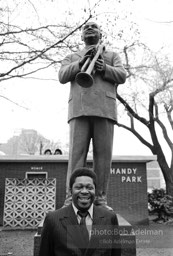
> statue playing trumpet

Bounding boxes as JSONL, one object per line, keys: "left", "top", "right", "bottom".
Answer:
{"left": 76, "top": 44, "right": 105, "bottom": 88}
{"left": 58, "top": 21, "right": 126, "bottom": 209}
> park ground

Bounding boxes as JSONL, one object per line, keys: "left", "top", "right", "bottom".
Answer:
{"left": 0, "top": 221, "right": 173, "bottom": 256}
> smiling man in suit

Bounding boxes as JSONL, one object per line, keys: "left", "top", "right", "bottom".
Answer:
{"left": 58, "top": 21, "right": 126, "bottom": 209}
{"left": 39, "top": 167, "right": 121, "bottom": 256}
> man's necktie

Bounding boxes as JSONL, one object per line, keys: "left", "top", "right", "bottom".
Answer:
{"left": 78, "top": 211, "right": 89, "bottom": 246}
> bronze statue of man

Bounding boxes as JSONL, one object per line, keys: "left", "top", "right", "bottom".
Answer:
{"left": 59, "top": 21, "right": 126, "bottom": 208}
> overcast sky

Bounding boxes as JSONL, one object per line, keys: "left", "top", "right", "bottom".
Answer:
{"left": 0, "top": 0, "right": 172, "bottom": 157}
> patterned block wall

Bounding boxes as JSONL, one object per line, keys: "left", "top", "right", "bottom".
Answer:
{"left": 3, "top": 178, "right": 56, "bottom": 229}
{"left": 0, "top": 160, "right": 67, "bottom": 226}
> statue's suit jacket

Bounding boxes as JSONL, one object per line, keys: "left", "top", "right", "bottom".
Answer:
{"left": 39, "top": 204, "right": 121, "bottom": 256}
{"left": 58, "top": 47, "right": 126, "bottom": 123}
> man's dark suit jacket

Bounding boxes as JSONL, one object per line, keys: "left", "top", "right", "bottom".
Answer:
{"left": 39, "top": 204, "right": 121, "bottom": 256}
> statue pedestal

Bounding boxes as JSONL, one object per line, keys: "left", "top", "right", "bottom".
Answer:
{"left": 33, "top": 219, "right": 44, "bottom": 256}
{"left": 117, "top": 214, "right": 136, "bottom": 256}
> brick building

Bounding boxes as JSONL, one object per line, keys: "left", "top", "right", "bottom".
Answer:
{"left": 0, "top": 155, "right": 158, "bottom": 229}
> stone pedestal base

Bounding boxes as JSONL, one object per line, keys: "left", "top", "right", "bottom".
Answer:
{"left": 117, "top": 214, "right": 136, "bottom": 256}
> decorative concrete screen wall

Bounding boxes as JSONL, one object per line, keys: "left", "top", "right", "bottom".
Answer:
{"left": 3, "top": 178, "right": 56, "bottom": 229}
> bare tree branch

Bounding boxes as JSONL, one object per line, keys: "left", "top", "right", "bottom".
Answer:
{"left": 0, "top": 95, "right": 30, "bottom": 110}
{"left": 155, "top": 117, "right": 173, "bottom": 150}
{"left": 0, "top": 15, "right": 92, "bottom": 81}
{"left": 165, "top": 103, "right": 173, "bottom": 130}
{"left": 0, "top": 61, "right": 58, "bottom": 82}
{"left": 117, "top": 92, "right": 150, "bottom": 126}
{"left": 116, "top": 121, "right": 154, "bottom": 151}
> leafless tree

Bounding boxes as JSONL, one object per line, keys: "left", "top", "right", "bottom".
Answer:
{"left": 18, "top": 129, "right": 49, "bottom": 155}
{"left": 117, "top": 42, "right": 173, "bottom": 195}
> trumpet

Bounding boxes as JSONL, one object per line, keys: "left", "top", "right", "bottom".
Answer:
{"left": 76, "top": 44, "right": 105, "bottom": 88}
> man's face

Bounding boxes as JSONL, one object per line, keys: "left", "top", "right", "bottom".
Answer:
{"left": 82, "top": 22, "right": 101, "bottom": 44}
{"left": 71, "top": 176, "right": 95, "bottom": 211}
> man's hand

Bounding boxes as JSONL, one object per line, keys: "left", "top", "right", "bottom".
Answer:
{"left": 85, "top": 46, "right": 97, "bottom": 58}
{"left": 79, "top": 46, "right": 97, "bottom": 69}
{"left": 95, "top": 56, "right": 106, "bottom": 72}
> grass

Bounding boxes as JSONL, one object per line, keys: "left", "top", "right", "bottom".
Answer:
{"left": 135, "top": 222, "right": 173, "bottom": 256}
{"left": 0, "top": 229, "right": 36, "bottom": 256}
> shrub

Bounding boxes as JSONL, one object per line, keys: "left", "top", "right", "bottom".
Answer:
{"left": 148, "top": 188, "right": 173, "bottom": 222}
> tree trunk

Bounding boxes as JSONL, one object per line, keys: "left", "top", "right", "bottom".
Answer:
{"left": 157, "top": 160, "right": 173, "bottom": 196}
{"left": 165, "top": 178, "right": 173, "bottom": 196}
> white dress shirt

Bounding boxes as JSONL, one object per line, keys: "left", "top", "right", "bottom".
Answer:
{"left": 72, "top": 203, "right": 93, "bottom": 239}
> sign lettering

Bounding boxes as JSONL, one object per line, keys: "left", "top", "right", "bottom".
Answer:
{"left": 110, "top": 167, "right": 142, "bottom": 183}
